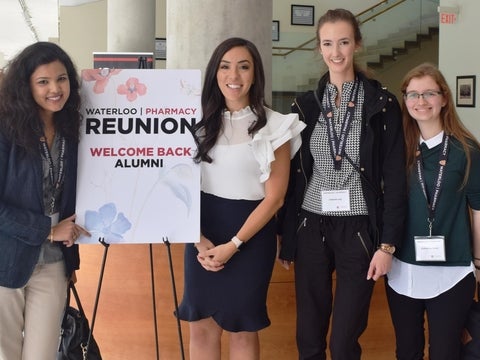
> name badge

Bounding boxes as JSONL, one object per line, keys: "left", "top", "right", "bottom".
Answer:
{"left": 414, "top": 235, "right": 446, "bottom": 261}
{"left": 322, "top": 190, "right": 351, "bottom": 212}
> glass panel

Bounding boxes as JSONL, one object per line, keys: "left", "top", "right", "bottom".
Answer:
{"left": 272, "top": 0, "right": 440, "bottom": 113}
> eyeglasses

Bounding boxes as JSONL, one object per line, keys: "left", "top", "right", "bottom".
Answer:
{"left": 404, "top": 91, "right": 443, "bottom": 101}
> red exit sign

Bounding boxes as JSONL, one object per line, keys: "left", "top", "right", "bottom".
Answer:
{"left": 440, "top": 12, "right": 456, "bottom": 24}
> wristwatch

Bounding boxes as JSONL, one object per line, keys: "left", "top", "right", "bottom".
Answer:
{"left": 231, "top": 236, "right": 244, "bottom": 249}
{"left": 379, "top": 243, "right": 396, "bottom": 255}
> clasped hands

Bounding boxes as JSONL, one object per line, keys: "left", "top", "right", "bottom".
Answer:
{"left": 195, "top": 235, "right": 237, "bottom": 272}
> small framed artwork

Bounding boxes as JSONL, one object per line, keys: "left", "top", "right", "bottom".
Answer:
{"left": 155, "top": 38, "right": 166, "bottom": 60}
{"left": 456, "top": 75, "right": 476, "bottom": 107}
{"left": 291, "top": 5, "right": 315, "bottom": 26}
{"left": 272, "top": 20, "right": 280, "bottom": 41}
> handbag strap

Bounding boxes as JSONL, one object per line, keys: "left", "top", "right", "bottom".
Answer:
{"left": 61, "top": 282, "right": 97, "bottom": 360}
{"left": 70, "top": 281, "right": 87, "bottom": 316}
{"left": 61, "top": 281, "right": 87, "bottom": 323}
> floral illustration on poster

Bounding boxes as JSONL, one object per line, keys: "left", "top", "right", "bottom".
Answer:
{"left": 76, "top": 69, "right": 201, "bottom": 244}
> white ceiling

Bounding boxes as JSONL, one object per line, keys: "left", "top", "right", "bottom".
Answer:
{"left": 0, "top": 0, "right": 100, "bottom": 66}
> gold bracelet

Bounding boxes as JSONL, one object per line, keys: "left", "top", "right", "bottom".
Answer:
{"left": 49, "top": 228, "right": 54, "bottom": 243}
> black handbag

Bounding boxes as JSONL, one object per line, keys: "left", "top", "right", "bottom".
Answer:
{"left": 57, "top": 282, "right": 102, "bottom": 360}
{"left": 462, "top": 287, "right": 480, "bottom": 360}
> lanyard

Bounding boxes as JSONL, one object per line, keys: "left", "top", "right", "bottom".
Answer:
{"left": 320, "top": 80, "right": 359, "bottom": 170}
{"left": 40, "top": 135, "right": 66, "bottom": 215}
{"left": 415, "top": 133, "right": 449, "bottom": 235}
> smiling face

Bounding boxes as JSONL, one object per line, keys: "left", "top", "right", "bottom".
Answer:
{"left": 404, "top": 75, "right": 446, "bottom": 132}
{"left": 216, "top": 46, "right": 254, "bottom": 112}
{"left": 30, "top": 60, "right": 70, "bottom": 123}
{"left": 318, "top": 20, "right": 360, "bottom": 81}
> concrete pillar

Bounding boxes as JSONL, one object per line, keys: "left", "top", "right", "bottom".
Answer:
{"left": 166, "top": 0, "right": 273, "bottom": 103}
{"left": 107, "top": 0, "right": 155, "bottom": 53}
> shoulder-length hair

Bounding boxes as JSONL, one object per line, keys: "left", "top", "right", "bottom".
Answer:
{"left": 0, "top": 41, "right": 81, "bottom": 153}
{"left": 193, "top": 37, "right": 267, "bottom": 163}
{"left": 401, "top": 62, "right": 480, "bottom": 187}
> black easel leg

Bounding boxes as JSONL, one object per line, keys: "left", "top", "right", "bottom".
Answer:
{"left": 163, "top": 237, "right": 185, "bottom": 360}
{"left": 86, "top": 237, "right": 110, "bottom": 356}
{"left": 149, "top": 244, "right": 160, "bottom": 360}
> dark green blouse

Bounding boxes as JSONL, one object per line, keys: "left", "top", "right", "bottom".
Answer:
{"left": 396, "top": 136, "right": 480, "bottom": 266}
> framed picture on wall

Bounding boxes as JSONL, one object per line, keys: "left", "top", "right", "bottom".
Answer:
{"left": 456, "top": 75, "right": 476, "bottom": 107}
{"left": 291, "top": 5, "right": 314, "bottom": 26}
{"left": 272, "top": 20, "right": 280, "bottom": 41}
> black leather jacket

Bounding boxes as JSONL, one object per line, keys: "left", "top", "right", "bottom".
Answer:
{"left": 278, "top": 71, "right": 407, "bottom": 261}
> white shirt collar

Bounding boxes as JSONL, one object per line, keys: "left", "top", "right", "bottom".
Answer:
{"left": 420, "top": 130, "right": 444, "bottom": 149}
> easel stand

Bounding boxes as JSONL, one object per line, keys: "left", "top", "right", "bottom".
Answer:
{"left": 85, "top": 238, "right": 109, "bottom": 358}
{"left": 85, "top": 237, "right": 185, "bottom": 360}
{"left": 162, "top": 238, "right": 185, "bottom": 359}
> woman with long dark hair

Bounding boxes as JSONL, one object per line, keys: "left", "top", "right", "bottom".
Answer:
{"left": 0, "top": 42, "right": 89, "bottom": 359}
{"left": 177, "top": 37, "right": 305, "bottom": 359}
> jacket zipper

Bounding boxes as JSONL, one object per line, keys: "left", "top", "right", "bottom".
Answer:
{"left": 357, "top": 231, "right": 370, "bottom": 258}
{"left": 296, "top": 217, "right": 307, "bottom": 233}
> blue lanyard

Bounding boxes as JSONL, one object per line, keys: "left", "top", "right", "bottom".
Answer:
{"left": 320, "top": 80, "right": 359, "bottom": 171}
{"left": 415, "top": 133, "right": 449, "bottom": 235}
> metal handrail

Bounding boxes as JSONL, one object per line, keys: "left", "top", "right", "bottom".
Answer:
{"left": 272, "top": 0, "right": 407, "bottom": 57}
{"left": 359, "top": 0, "right": 407, "bottom": 24}
{"left": 357, "top": 0, "right": 391, "bottom": 18}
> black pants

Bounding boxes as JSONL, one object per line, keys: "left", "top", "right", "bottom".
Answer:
{"left": 294, "top": 211, "right": 375, "bottom": 360}
{"left": 386, "top": 272, "right": 475, "bottom": 360}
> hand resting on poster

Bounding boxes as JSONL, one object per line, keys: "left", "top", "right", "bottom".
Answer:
{"left": 49, "top": 214, "right": 91, "bottom": 247}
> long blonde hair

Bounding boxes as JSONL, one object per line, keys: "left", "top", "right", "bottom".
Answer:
{"left": 401, "top": 63, "right": 479, "bottom": 186}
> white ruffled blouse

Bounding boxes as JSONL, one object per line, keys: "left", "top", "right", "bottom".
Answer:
{"left": 201, "top": 106, "right": 305, "bottom": 201}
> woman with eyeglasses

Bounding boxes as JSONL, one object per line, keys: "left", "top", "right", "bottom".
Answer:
{"left": 386, "top": 62, "right": 480, "bottom": 360}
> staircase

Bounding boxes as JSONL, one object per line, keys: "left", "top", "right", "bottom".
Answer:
{"left": 271, "top": 0, "right": 441, "bottom": 112}
{"left": 360, "top": 26, "right": 439, "bottom": 70}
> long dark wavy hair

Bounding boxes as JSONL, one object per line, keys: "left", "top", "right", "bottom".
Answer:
{"left": 401, "top": 63, "right": 480, "bottom": 187}
{"left": 0, "top": 41, "right": 81, "bottom": 154}
{"left": 193, "top": 37, "right": 267, "bottom": 163}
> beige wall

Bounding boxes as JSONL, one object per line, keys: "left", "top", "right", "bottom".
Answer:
{"left": 59, "top": 0, "right": 166, "bottom": 70}
{"left": 438, "top": 0, "right": 480, "bottom": 139}
{"left": 59, "top": 1, "right": 107, "bottom": 70}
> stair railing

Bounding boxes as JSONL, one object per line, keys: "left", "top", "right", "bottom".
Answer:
{"left": 272, "top": 0, "right": 408, "bottom": 57}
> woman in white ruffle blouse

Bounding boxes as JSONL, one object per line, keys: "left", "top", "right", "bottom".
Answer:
{"left": 176, "top": 37, "right": 305, "bottom": 359}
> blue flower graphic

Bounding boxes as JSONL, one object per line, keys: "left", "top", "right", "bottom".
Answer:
{"left": 85, "top": 203, "right": 132, "bottom": 242}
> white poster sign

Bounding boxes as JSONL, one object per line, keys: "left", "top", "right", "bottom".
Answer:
{"left": 75, "top": 69, "right": 201, "bottom": 244}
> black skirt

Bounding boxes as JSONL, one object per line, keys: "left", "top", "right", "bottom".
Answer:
{"left": 177, "top": 192, "right": 276, "bottom": 332}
